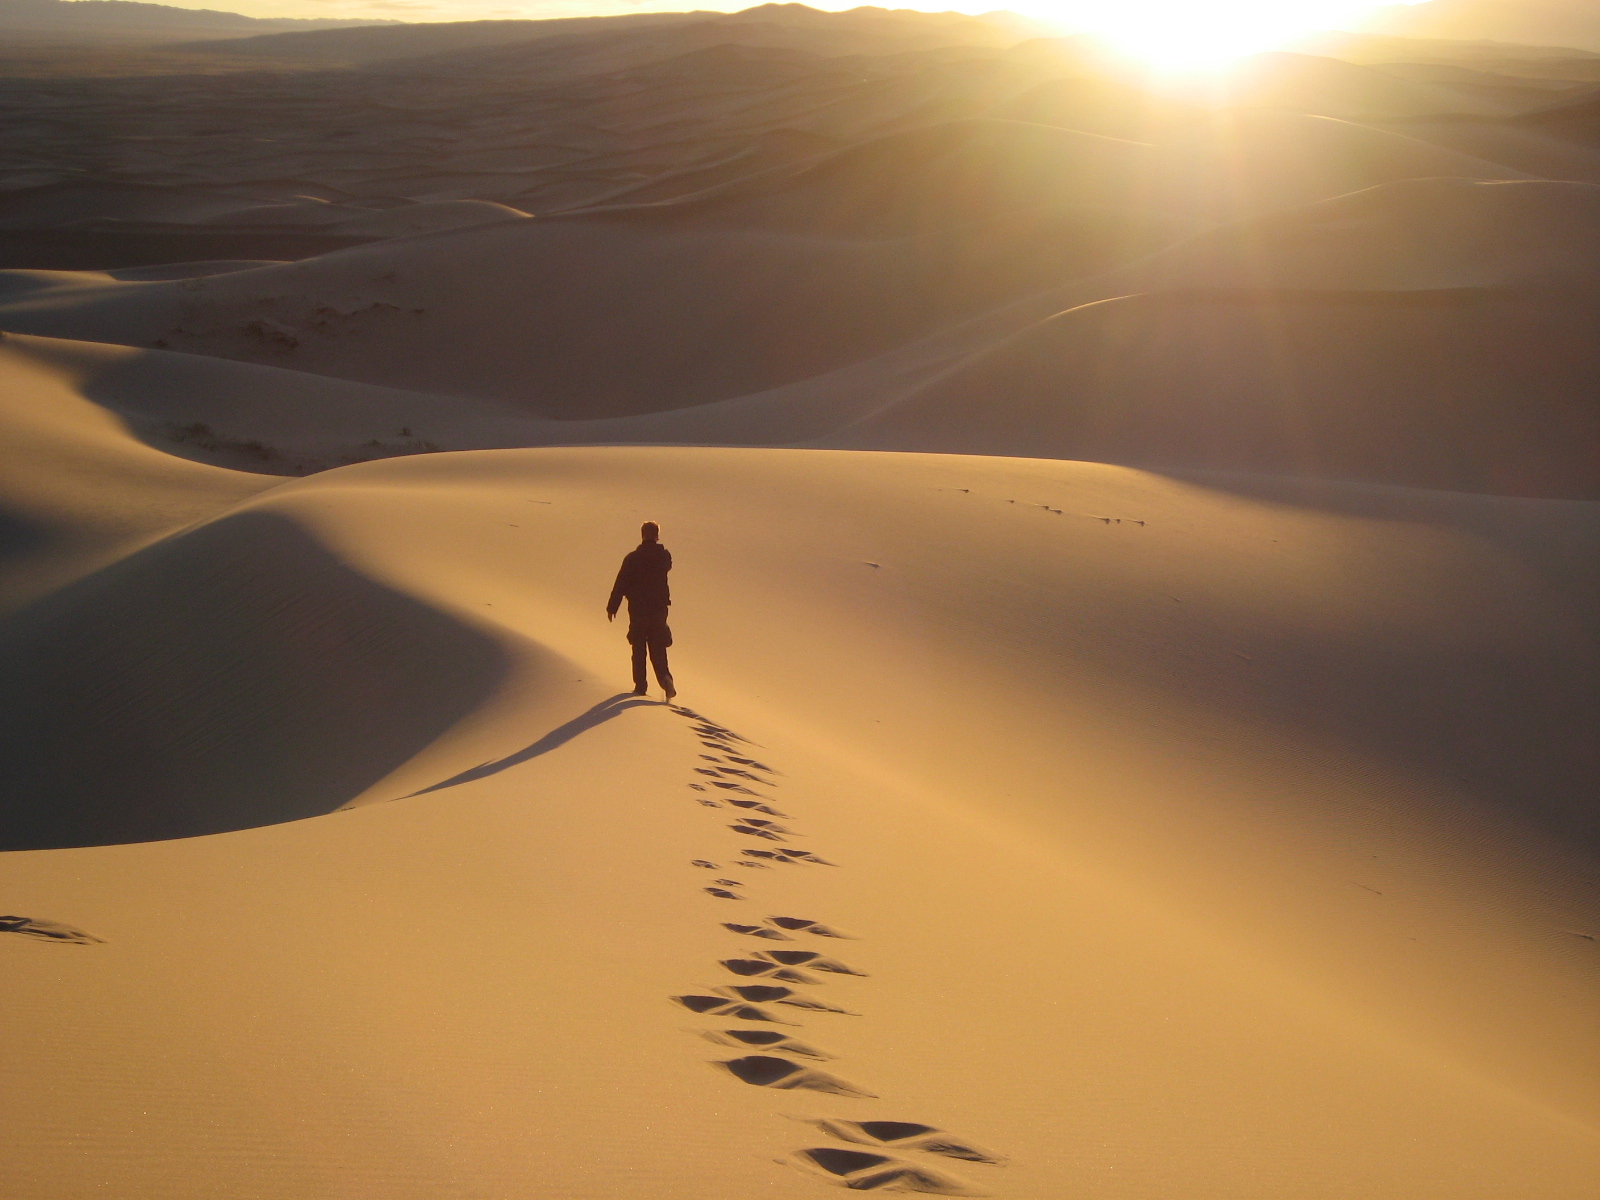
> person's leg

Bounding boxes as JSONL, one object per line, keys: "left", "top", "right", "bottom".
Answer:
{"left": 630, "top": 638, "right": 648, "bottom": 694}
{"left": 648, "top": 633, "right": 674, "bottom": 695}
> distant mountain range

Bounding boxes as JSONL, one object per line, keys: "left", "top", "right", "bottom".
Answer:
{"left": 1356, "top": 0, "right": 1600, "bottom": 53}
{"left": 0, "top": 0, "right": 394, "bottom": 37}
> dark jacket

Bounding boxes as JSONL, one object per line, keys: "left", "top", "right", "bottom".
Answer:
{"left": 608, "top": 542, "right": 672, "bottom": 620}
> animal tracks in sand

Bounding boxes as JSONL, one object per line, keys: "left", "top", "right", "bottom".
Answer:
{"left": 0, "top": 915, "right": 103, "bottom": 944}
{"left": 663, "top": 706, "right": 1005, "bottom": 1191}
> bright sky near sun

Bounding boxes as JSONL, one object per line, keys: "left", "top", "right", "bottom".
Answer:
{"left": 1021, "top": 1, "right": 1410, "bottom": 67}
{"left": 141, "top": 0, "right": 1429, "bottom": 69}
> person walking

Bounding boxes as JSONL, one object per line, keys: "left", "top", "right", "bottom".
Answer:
{"left": 607, "top": 521, "right": 676, "bottom": 700}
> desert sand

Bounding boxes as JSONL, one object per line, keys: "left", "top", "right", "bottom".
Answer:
{"left": 1, "top": 6, "right": 1597, "bottom": 1199}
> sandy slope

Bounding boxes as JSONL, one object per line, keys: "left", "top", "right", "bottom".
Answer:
{"left": 0, "top": 189, "right": 1181, "bottom": 417}
{"left": 0, "top": 163, "right": 1554, "bottom": 422}
{"left": 2, "top": 445, "right": 1595, "bottom": 1199}
{"left": 2, "top": 177, "right": 1596, "bottom": 502}
{"left": 0, "top": 332, "right": 273, "bottom": 612}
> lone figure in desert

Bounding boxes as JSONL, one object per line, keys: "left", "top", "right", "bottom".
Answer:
{"left": 607, "top": 521, "right": 676, "bottom": 700}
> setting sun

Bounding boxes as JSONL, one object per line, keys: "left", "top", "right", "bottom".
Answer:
{"left": 1025, "top": 1, "right": 1397, "bottom": 69}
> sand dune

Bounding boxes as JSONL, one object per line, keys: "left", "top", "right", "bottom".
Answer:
{"left": 0, "top": 333, "right": 273, "bottom": 611}
{"left": 1201, "top": 49, "right": 1538, "bottom": 118}
{"left": 0, "top": 332, "right": 548, "bottom": 472}
{"left": 983, "top": 73, "right": 1202, "bottom": 140}
{"left": 0, "top": 192, "right": 1183, "bottom": 416}
{"left": 1518, "top": 88, "right": 1600, "bottom": 142}
{"left": 828, "top": 286, "right": 1600, "bottom": 497}
{"left": 2, "top": 444, "right": 1595, "bottom": 1197}
{"left": 2, "top": 7, "right": 1559, "bottom": 268}
{"left": 1358, "top": 0, "right": 1600, "bottom": 54}
{"left": 2, "top": 12, "right": 1598, "bottom": 1198}
{"left": 0, "top": 172, "right": 1584, "bottom": 441}
{"left": 618, "top": 119, "right": 1162, "bottom": 234}
{"left": 1146, "top": 109, "right": 1528, "bottom": 219}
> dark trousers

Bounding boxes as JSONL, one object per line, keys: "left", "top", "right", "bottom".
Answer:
{"left": 628, "top": 615, "right": 673, "bottom": 692}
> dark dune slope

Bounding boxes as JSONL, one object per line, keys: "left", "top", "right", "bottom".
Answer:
{"left": 1516, "top": 90, "right": 1600, "bottom": 143}
{"left": 0, "top": 510, "right": 510, "bottom": 851}
{"left": 0, "top": 197, "right": 1179, "bottom": 418}
{"left": 983, "top": 75, "right": 1201, "bottom": 141}
{"left": 598, "top": 118, "right": 1160, "bottom": 236}
{"left": 835, "top": 286, "right": 1600, "bottom": 499}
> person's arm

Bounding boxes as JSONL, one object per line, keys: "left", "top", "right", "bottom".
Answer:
{"left": 606, "top": 556, "right": 632, "bottom": 620}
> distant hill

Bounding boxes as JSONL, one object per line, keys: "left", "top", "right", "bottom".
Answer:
{"left": 176, "top": 5, "right": 1017, "bottom": 68}
{"left": 0, "top": 0, "right": 393, "bottom": 39}
{"left": 174, "top": 13, "right": 713, "bottom": 65}
{"left": 1354, "top": 0, "right": 1600, "bottom": 54}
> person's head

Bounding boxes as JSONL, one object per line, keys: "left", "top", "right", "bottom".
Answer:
{"left": 641, "top": 521, "right": 660, "bottom": 543}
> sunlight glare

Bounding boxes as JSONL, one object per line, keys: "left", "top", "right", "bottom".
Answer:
{"left": 1030, "top": 1, "right": 1391, "bottom": 70}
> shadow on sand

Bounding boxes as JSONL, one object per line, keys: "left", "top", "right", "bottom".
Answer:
{"left": 405, "top": 693, "right": 657, "bottom": 797}
{"left": 0, "top": 511, "right": 509, "bottom": 851}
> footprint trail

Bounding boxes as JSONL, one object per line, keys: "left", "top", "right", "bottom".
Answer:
{"left": 662, "top": 704, "right": 1005, "bottom": 1193}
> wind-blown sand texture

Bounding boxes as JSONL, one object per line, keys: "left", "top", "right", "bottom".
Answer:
{"left": 0, "top": 6, "right": 1597, "bottom": 1199}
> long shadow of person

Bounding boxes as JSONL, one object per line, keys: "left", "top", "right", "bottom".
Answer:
{"left": 404, "top": 693, "right": 656, "bottom": 797}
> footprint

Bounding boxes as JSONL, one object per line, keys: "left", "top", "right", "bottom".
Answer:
{"left": 691, "top": 860, "right": 718, "bottom": 869}
{"left": 727, "top": 799, "right": 787, "bottom": 816}
{"left": 711, "top": 782, "right": 760, "bottom": 795}
{"left": 715, "top": 985, "right": 857, "bottom": 1015}
{"left": 690, "top": 724, "right": 748, "bottom": 745}
{"left": 688, "top": 783, "right": 708, "bottom": 791}
{"left": 672, "top": 995, "right": 795, "bottom": 1024}
{"left": 758, "top": 950, "right": 866, "bottom": 976}
{"left": 725, "top": 755, "right": 779, "bottom": 774}
{"left": 730, "top": 822, "right": 787, "bottom": 841}
{"left": 699, "top": 755, "right": 724, "bottom": 763}
{"left": 740, "top": 847, "right": 833, "bottom": 865}
{"left": 723, "top": 923, "right": 791, "bottom": 941}
{"left": 720, "top": 958, "right": 819, "bottom": 984}
{"left": 712, "top": 878, "right": 742, "bottom": 887}
{"left": 788, "top": 1148, "right": 986, "bottom": 1195}
{"left": 781, "top": 848, "right": 832, "bottom": 865}
{"left": 701, "top": 1029, "right": 833, "bottom": 1060}
{"left": 743, "top": 849, "right": 815, "bottom": 867}
{"left": 0, "top": 916, "right": 103, "bottom": 945}
{"left": 705, "top": 888, "right": 742, "bottom": 899}
{"left": 715, "top": 1056, "right": 875, "bottom": 1098}
{"left": 768, "top": 916, "right": 854, "bottom": 938}
{"left": 719, "top": 768, "right": 766, "bottom": 783}
{"left": 804, "top": 1120, "right": 1006, "bottom": 1165}
{"left": 694, "top": 768, "right": 723, "bottom": 778}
